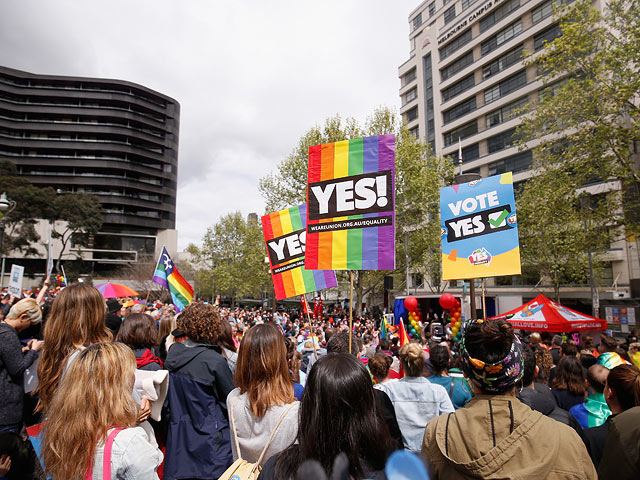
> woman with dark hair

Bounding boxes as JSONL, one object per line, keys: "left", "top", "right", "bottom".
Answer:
{"left": 116, "top": 313, "right": 162, "bottom": 370}
{"left": 552, "top": 355, "right": 587, "bottom": 410}
{"left": 422, "top": 318, "right": 596, "bottom": 479}
{"left": 227, "top": 324, "right": 299, "bottom": 466}
{"left": 427, "top": 344, "right": 472, "bottom": 409}
{"left": 378, "top": 342, "right": 454, "bottom": 452}
{"left": 582, "top": 364, "right": 640, "bottom": 470}
{"left": 259, "top": 353, "right": 396, "bottom": 480}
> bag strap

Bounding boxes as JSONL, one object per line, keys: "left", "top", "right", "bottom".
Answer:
{"left": 255, "top": 402, "right": 297, "bottom": 466}
{"left": 229, "top": 397, "right": 242, "bottom": 462}
{"left": 84, "top": 427, "right": 124, "bottom": 480}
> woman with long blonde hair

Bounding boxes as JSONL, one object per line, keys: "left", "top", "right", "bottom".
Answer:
{"left": 41, "top": 342, "right": 162, "bottom": 479}
{"left": 36, "top": 283, "right": 112, "bottom": 411}
{"left": 227, "top": 323, "right": 299, "bottom": 466}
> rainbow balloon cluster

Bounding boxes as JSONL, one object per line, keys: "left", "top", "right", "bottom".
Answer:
{"left": 440, "top": 293, "right": 462, "bottom": 341}
{"left": 404, "top": 296, "right": 422, "bottom": 340}
{"left": 54, "top": 274, "right": 66, "bottom": 286}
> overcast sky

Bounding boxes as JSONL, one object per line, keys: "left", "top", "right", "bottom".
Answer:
{"left": 0, "top": 0, "right": 417, "bottom": 249}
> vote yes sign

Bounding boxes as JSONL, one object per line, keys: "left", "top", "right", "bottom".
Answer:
{"left": 262, "top": 204, "right": 337, "bottom": 300}
{"left": 305, "top": 134, "right": 396, "bottom": 271}
{"left": 440, "top": 172, "right": 521, "bottom": 280}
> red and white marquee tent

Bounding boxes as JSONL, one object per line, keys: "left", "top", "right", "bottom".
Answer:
{"left": 489, "top": 294, "right": 606, "bottom": 332}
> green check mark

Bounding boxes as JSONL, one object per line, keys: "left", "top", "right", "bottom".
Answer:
{"left": 488, "top": 209, "right": 509, "bottom": 228}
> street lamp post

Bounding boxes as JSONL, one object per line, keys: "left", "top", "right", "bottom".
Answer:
{"left": 0, "top": 192, "right": 17, "bottom": 287}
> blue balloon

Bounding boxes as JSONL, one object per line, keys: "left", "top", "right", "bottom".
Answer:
{"left": 385, "top": 450, "right": 430, "bottom": 480}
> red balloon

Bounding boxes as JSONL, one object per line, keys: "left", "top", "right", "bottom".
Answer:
{"left": 404, "top": 296, "right": 418, "bottom": 312}
{"left": 439, "top": 293, "right": 456, "bottom": 310}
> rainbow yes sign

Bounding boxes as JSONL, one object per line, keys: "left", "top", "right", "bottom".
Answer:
{"left": 305, "top": 134, "right": 396, "bottom": 271}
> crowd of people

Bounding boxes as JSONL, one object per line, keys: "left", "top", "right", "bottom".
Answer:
{"left": 0, "top": 280, "right": 639, "bottom": 479}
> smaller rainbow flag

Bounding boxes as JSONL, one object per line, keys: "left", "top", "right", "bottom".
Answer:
{"left": 152, "top": 246, "right": 193, "bottom": 312}
{"left": 262, "top": 204, "right": 337, "bottom": 300}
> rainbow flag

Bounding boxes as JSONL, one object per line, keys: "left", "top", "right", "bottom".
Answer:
{"left": 380, "top": 318, "right": 388, "bottom": 339}
{"left": 305, "top": 134, "right": 395, "bottom": 270}
{"left": 262, "top": 204, "right": 338, "bottom": 301}
{"left": 398, "top": 321, "right": 410, "bottom": 347}
{"left": 152, "top": 246, "right": 193, "bottom": 312}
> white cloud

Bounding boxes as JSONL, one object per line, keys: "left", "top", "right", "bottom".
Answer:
{"left": 0, "top": 0, "right": 416, "bottom": 249}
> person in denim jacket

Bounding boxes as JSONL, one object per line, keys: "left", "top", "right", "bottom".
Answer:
{"left": 378, "top": 343, "right": 454, "bottom": 451}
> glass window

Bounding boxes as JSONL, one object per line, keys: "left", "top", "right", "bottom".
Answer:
{"left": 444, "top": 120, "right": 478, "bottom": 146}
{"left": 444, "top": 5, "right": 456, "bottom": 24}
{"left": 462, "top": 0, "right": 479, "bottom": 9}
{"left": 409, "top": 126, "right": 419, "bottom": 139}
{"left": 487, "top": 127, "right": 517, "bottom": 153}
{"left": 532, "top": 0, "right": 553, "bottom": 23}
{"left": 429, "top": 2, "right": 436, "bottom": 16}
{"left": 484, "top": 85, "right": 501, "bottom": 104}
{"left": 439, "top": 28, "right": 472, "bottom": 61}
{"left": 485, "top": 96, "right": 528, "bottom": 128}
{"left": 482, "top": 20, "right": 522, "bottom": 56}
{"left": 405, "top": 88, "right": 418, "bottom": 104}
{"left": 442, "top": 73, "right": 475, "bottom": 102}
{"left": 482, "top": 46, "right": 523, "bottom": 79}
{"left": 534, "top": 24, "right": 562, "bottom": 50}
{"left": 413, "top": 13, "right": 423, "bottom": 30}
{"left": 479, "top": 0, "right": 520, "bottom": 32}
{"left": 441, "top": 51, "right": 474, "bottom": 81}
{"left": 462, "top": 143, "right": 480, "bottom": 163}
{"left": 497, "top": 21, "right": 522, "bottom": 45}
{"left": 443, "top": 97, "right": 477, "bottom": 124}
{"left": 403, "top": 68, "right": 417, "bottom": 86}
{"left": 488, "top": 150, "right": 532, "bottom": 175}
{"left": 405, "top": 106, "right": 418, "bottom": 122}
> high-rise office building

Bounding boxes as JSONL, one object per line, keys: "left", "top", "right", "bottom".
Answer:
{"left": 398, "top": 0, "right": 639, "bottom": 315}
{"left": 0, "top": 66, "right": 180, "bottom": 273}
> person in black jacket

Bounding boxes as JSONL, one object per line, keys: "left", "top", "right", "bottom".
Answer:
{"left": 0, "top": 299, "right": 43, "bottom": 432}
{"left": 517, "top": 344, "right": 571, "bottom": 425}
{"left": 163, "top": 302, "right": 235, "bottom": 480}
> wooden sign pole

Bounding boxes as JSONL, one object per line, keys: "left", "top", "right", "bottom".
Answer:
{"left": 349, "top": 271, "right": 354, "bottom": 354}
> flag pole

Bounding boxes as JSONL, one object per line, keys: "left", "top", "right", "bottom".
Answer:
{"left": 481, "top": 278, "right": 487, "bottom": 321}
{"left": 302, "top": 294, "right": 318, "bottom": 360}
{"left": 349, "top": 271, "right": 354, "bottom": 354}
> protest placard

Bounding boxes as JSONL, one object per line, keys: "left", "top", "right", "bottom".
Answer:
{"left": 305, "top": 134, "right": 395, "bottom": 270}
{"left": 440, "top": 172, "right": 521, "bottom": 280}
{"left": 262, "top": 204, "right": 337, "bottom": 300}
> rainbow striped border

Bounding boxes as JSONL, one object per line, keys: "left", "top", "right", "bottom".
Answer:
{"left": 262, "top": 204, "right": 338, "bottom": 300}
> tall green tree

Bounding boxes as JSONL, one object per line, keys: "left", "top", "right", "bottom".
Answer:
{"left": 516, "top": 169, "right": 612, "bottom": 301}
{"left": 515, "top": 0, "right": 638, "bottom": 295}
{"left": 518, "top": 0, "right": 640, "bottom": 233}
{"left": 0, "top": 159, "right": 57, "bottom": 256}
{"left": 195, "top": 212, "right": 271, "bottom": 305}
{"left": 52, "top": 193, "right": 103, "bottom": 272}
{"left": 259, "top": 107, "right": 454, "bottom": 311}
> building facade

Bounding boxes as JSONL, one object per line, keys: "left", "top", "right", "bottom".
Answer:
{"left": 398, "top": 0, "right": 639, "bottom": 321}
{"left": 0, "top": 66, "right": 179, "bottom": 274}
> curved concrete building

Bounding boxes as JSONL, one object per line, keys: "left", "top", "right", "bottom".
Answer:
{"left": 0, "top": 66, "right": 179, "bottom": 270}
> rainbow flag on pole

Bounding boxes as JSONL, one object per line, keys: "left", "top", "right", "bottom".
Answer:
{"left": 305, "top": 134, "right": 396, "bottom": 270}
{"left": 152, "top": 246, "right": 193, "bottom": 312}
{"left": 262, "top": 204, "right": 337, "bottom": 301}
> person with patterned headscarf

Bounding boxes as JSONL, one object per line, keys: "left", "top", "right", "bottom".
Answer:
{"left": 422, "top": 318, "right": 597, "bottom": 479}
